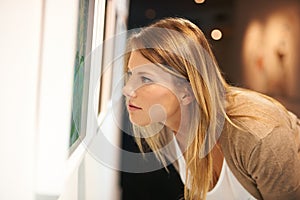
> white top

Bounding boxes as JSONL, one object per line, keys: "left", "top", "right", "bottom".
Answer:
{"left": 173, "top": 137, "right": 257, "bottom": 200}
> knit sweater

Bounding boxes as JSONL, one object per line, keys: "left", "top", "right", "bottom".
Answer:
{"left": 220, "top": 88, "right": 300, "bottom": 200}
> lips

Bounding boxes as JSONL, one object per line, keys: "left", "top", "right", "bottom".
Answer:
{"left": 128, "top": 102, "right": 142, "bottom": 111}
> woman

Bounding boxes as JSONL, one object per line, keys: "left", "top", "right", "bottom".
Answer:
{"left": 122, "top": 17, "right": 300, "bottom": 200}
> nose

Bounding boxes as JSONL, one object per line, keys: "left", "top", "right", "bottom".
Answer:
{"left": 122, "top": 82, "right": 137, "bottom": 98}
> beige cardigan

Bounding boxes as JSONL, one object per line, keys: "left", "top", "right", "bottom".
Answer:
{"left": 220, "top": 88, "right": 300, "bottom": 200}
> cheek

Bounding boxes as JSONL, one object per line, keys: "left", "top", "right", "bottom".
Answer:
{"left": 143, "top": 89, "right": 180, "bottom": 118}
{"left": 128, "top": 85, "right": 181, "bottom": 126}
{"left": 147, "top": 104, "right": 168, "bottom": 123}
{"left": 140, "top": 86, "right": 176, "bottom": 106}
{"left": 164, "top": 96, "right": 181, "bottom": 116}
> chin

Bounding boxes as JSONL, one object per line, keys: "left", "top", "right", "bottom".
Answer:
{"left": 129, "top": 117, "right": 151, "bottom": 127}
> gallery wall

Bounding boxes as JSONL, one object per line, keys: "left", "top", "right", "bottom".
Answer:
{"left": 233, "top": 0, "right": 300, "bottom": 114}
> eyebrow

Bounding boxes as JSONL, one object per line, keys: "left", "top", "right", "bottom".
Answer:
{"left": 127, "top": 69, "right": 156, "bottom": 76}
{"left": 136, "top": 71, "right": 154, "bottom": 76}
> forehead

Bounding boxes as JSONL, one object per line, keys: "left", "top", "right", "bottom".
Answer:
{"left": 126, "top": 50, "right": 190, "bottom": 84}
{"left": 127, "top": 50, "right": 166, "bottom": 75}
{"left": 127, "top": 51, "right": 154, "bottom": 70}
{"left": 127, "top": 51, "right": 181, "bottom": 83}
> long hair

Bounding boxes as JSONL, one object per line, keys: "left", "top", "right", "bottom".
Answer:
{"left": 124, "top": 17, "right": 230, "bottom": 199}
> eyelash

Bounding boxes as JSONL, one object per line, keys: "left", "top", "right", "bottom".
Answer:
{"left": 141, "top": 76, "right": 153, "bottom": 83}
{"left": 127, "top": 71, "right": 132, "bottom": 77}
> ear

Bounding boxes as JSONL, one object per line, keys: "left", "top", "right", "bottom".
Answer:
{"left": 180, "top": 87, "right": 195, "bottom": 106}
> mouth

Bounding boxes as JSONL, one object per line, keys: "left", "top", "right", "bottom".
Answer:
{"left": 128, "top": 103, "right": 142, "bottom": 111}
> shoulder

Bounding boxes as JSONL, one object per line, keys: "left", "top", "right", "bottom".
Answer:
{"left": 220, "top": 87, "right": 300, "bottom": 199}
{"left": 225, "top": 86, "right": 295, "bottom": 139}
{"left": 222, "top": 86, "right": 299, "bottom": 172}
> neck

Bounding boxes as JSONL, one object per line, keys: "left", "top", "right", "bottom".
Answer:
{"left": 168, "top": 106, "right": 191, "bottom": 153}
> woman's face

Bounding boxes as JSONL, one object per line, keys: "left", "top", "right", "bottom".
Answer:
{"left": 122, "top": 51, "right": 182, "bottom": 129}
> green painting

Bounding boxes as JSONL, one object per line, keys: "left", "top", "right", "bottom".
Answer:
{"left": 70, "top": 0, "right": 90, "bottom": 148}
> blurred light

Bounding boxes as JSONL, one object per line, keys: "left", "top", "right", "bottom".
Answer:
{"left": 195, "top": 0, "right": 205, "bottom": 4}
{"left": 211, "top": 29, "right": 222, "bottom": 40}
{"left": 145, "top": 9, "right": 156, "bottom": 19}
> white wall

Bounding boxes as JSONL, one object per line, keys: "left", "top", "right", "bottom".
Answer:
{"left": 0, "top": 0, "right": 129, "bottom": 199}
{"left": 0, "top": 0, "right": 42, "bottom": 200}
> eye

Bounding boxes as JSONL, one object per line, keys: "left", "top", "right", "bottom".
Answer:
{"left": 126, "top": 71, "right": 132, "bottom": 78}
{"left": 141, "top": 76, "right": 153, "bottom": 83}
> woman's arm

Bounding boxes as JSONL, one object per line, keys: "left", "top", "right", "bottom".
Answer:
{"left": 247, "top": 125, "right": 300, "bottom": 200}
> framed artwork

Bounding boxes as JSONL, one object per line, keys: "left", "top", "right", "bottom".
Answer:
{"left": 70, "top": 0, "right": 95, "bottom": 152}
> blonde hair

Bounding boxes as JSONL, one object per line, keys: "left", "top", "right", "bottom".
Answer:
{"left": 124, "top": 17, "right": 230, "bottom": 199}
